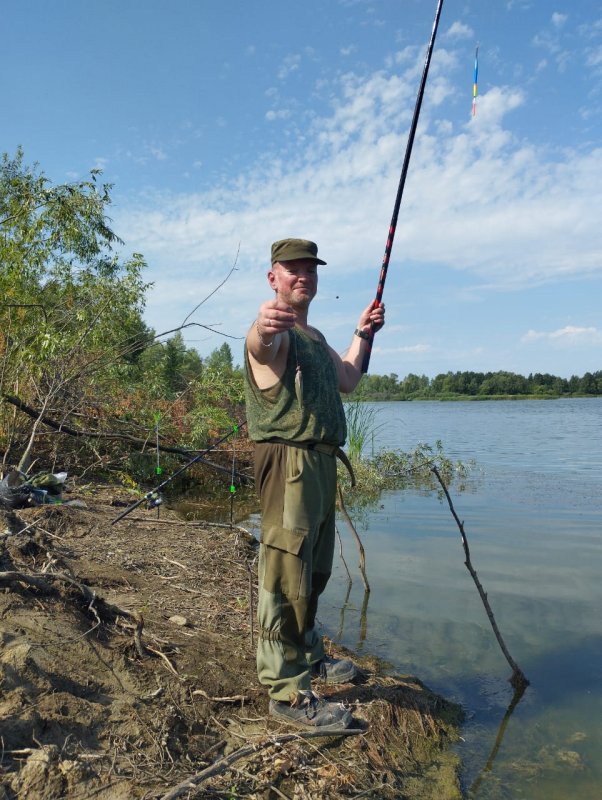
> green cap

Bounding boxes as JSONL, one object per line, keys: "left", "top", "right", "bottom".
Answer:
{"left": 271, "top": 238, "right": 327, "bottom": 265}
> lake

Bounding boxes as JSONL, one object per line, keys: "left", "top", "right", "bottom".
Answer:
{"left": 244, "top": 398, "right": 602, "bottom": 799}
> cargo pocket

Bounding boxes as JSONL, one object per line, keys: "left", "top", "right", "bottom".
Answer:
{"left": 261, "top": 526, "right": 307, "bottom": 601}
{"left": 282, "top": 447, "right": 315, "bottom": 533}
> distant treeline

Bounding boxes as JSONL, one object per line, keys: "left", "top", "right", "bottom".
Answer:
{"left": 351, "top": 369, "right": 602, "bottom": 401}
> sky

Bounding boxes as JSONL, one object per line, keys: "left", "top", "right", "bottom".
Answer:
{"left": 3, "top": 0, "right": 602, "bottom": 379}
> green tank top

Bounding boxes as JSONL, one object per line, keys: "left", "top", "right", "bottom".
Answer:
{"left": 244, "top": 327, "right": 347, "bottom": 445}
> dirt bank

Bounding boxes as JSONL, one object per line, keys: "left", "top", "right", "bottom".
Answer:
{"left": 1, "top": 485, "right": 463, "bottom": 799}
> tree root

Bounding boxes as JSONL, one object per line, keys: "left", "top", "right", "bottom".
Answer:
{"left": 0, "top": 568, "right": 150, "bottom": 658}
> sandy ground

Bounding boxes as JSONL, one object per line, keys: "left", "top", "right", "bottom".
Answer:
{"left": 0, "top": 485, "right": 463, "bottom": 799}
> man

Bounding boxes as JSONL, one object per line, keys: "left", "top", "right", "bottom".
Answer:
{"left": 244, "top": 238, "right": 385, "bottom": 731}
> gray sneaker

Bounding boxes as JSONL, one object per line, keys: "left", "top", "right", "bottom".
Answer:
{"left": 269, "top": 690, "right": 353, "bottom": 731}
{"left": 312, "top": 655, "right": 359, "bottom": 685}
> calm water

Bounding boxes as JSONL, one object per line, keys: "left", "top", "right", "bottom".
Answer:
{"left": 309, "top": 398, "right": 602, "bottom": 800}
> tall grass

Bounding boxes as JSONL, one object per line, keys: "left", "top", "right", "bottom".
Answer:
{"left": 344, "top": 400, "right": 384, "bottom": 462}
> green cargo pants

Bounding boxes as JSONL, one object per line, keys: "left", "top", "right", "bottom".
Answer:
{"left": 254, "top": 442, "right": 338, "bottom": 701}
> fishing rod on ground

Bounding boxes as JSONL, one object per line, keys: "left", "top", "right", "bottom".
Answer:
{"left": 111, "top": 420, "right": 250, "bottom": 525}
{"left": 361, "top": 0, "right": 445, "bottom": 374}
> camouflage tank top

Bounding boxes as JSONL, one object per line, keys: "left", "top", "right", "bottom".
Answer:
{"left": 244, "top": 327, "right": 347, "bottom": 445}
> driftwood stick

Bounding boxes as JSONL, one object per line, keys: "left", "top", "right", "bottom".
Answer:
{"left": 335, "top": 523, "right": 352, "bottom": 583}
{"left": 337, "top": 484, "right": 370, "bottom": 593}
{"left": 159, "top": 729, "right": 363, "bottom": 800}
{"left": 431, "top": 466, "right": 529, "bottom": 690}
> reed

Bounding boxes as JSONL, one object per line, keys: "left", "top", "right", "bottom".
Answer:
{"left": 344, "top": 400, "right": 384, "bottom": 462}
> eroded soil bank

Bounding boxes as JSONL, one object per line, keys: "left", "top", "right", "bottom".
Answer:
{"left": 1, "top": 485, "right": 463, "bottom": 799}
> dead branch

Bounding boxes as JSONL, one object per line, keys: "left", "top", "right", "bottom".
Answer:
{"left": 192, "top": 689, "right": 247, "bottom": 704}
{"left": 151, "top": 321, "right": 244, "bottom": 341}
{"left": 124, "top": 517, "right": 253, "bottom": 535}
{"left": 180, "top": 243, "right": 240, "bottom": 327}
{"left": 431, "top": 466, "right": 529, "bottom": 690}
{"left": 337, "top": 484, "right": 370, "bottom": 593}
{"left": 335, "top": 523, "right": 352, "bottom": 583}
{"left": 158, "top": 729, "right": 364, "bottom": 800}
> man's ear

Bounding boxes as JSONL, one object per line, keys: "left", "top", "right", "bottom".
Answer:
{"left": 267, "top": 268, "right": 278, "bottom": 291}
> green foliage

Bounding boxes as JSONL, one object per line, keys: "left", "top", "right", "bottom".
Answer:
{"left": 339, "top": 397, "right": 472, "bottom": 516}
{"left": 0, "top": 149, "right": 150, "bottom": 385}
{"left": 340, "top": 440, "right": 473, "bottom": 517}
{"left": 0, "top": 149, "right": 152, "bottom": 468}
{"left": 187, "top": 356, "right": 245, "bottom": 448}
{"left": 205, "top": 342, "right": 234, "bottom": 372}
{"left": 349, "top": 368, "right": 602, "bottom": 401}
{"left": 0, "top": 149, "right": 248, "bottom": 488}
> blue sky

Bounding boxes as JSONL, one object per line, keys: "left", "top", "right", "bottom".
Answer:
{"left": 4, "top": 0, "right": 602, "bottom": 379}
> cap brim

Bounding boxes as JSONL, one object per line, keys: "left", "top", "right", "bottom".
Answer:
{"left": 274, "top": 251, "right": 327, "bottom": 265}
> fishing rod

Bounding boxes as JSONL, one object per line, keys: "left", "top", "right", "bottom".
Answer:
{"left": 111, "top": 420, "right": 249, "bottom": 525}
{"left": 361, "top": 0, "right": 445, "bottom": 374}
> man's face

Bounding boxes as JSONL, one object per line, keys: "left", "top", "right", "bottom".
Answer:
{"left": 268, "top": 258, "right": 318, "bottom": 309}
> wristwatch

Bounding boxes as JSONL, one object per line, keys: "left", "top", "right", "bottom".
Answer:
{"left": 354, "top": 328, "right": 370, "bottom": 340}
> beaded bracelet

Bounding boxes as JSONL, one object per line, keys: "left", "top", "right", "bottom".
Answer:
{"left": 256, "top": 319, "right": 274, "bottom": 347}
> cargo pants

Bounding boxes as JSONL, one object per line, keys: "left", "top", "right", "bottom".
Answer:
{"left": 254, "top": 442, "right": 338, "bottom": 702}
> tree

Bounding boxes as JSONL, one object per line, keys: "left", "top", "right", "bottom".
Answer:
{"left": 205, "top": 342, "right": 234, "bottom": 373}
{"left": 0, "top": 149, "right": 149, "bottom": 470}
{"left": 162, "top": 332, "right": 188, "bottom": 397}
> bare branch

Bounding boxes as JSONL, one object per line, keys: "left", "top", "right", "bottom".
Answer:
{"left": 180, "top": 243, "right": 241, "bottom": 327}
{"left": 337, "top": 484, "right": 370, "bottom": 593}
{"left": 153, "top": 321, "right": 244, "bottom": 341}
{"left": 431, "top": 465, "right": 529, "bottom": 690}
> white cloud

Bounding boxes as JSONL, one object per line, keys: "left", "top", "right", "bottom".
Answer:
{"left": 116, "top": 55, "right": 602, "bottom": 359}
{"left": 148, "top": 146, "right": 167, "bottom": 161}
{"left": 586, "top": 45, "right": 602, "bottom": 68}
{"left": 522, "top": 326, "right": 602, "bottom": 344}
{"left": 445, "top": 21, "right": 474, "bottom": 41}
{"left": 533, "top": 21, "right": 571, "bottom": 72}
{"left": 277, "top": 54, "right": 301, "bottom": 80}
{"left": 376, "top": 344, "right": 433, "bottom": 354}
{"left": 265, "top": 109, "right": 291, "bottom": 122}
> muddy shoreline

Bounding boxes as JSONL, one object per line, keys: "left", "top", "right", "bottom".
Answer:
{"left": 1, "top": 485, "right": 463, "bottom": 799}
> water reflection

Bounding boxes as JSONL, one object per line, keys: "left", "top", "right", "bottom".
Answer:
{"left": 336, "top": 581, "right": 371, "bottom": 651}
{"left": 467, "top": 683, "right": 528, "bottom": 798}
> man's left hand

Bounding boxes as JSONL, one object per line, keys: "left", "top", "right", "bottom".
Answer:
{"left": 357, "top": 301, "right": 385, "bottom": 335}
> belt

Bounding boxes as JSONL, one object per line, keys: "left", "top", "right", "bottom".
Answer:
{"left": 265, "top": 438, "right": 356, "bottom": 487}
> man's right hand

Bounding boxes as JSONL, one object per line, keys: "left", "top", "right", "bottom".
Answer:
{"left": 256, "top": 299, "right": 296, "bottom": 337}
